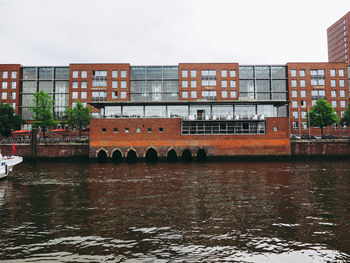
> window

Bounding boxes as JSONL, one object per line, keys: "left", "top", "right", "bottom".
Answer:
{"left": 11, "top": 71, "right": 17, "bottom": 79}
{"left": 72, "top": 92, "right": 78, "bottom": 99}
{"left": 112, "top": 81, "right": 118, "bottom": 89}
{"left": 302, "top": 122, "right": 307, "bottom": 130}
{"left": 273, "top": 127, "right": 278, "bottom": 132}
{"left": 312, "top": 100, "right": 316, "bottom": 106}
{"left": 72, "top": 82, "right": 78, "bottom": 89}
{"left": 11, "top": 92, "right": 16, "bottom": 99}
{"left": 102, "top": 128, "right": 107, "bottom": 133}
{"left": 222, "top": 91, "right": 228, "bottom": 98}
{"left": 112, "top": 91, "right": 118, "bottom": 99}
{"left": 221, "top": 70, "right": 227, "bottom": 77}
{"left": 1, "top": 92, "right": 6, "bottom": 99}
{"left": 147, "top": 128, "right": 152, "bottom": 133}
{"left": 293, "top": 121, "right": 299, "bottom": 130}
{"left": 93, "top": 70, "right": 107, "bottom": 77}
{"left": 159, "top": 127, "right": 164, "bottom": 133}
{"left": 230, "top": 80, "right": 236, "bottom": 88}
{"left": 112, "top": 71, "right": 118, "bottom": 78}
{"left": 311, "top": 69, "right": 325, "bottom": 76}
{"left": 182, "top": 91, "right": 188, "bottom": 99}
{"left": 121, "top": 71, "right": 127, "bottom": 78}
{"left": 339, "top": 69, "right": 345, "bottom": 77}
{"left": 191, "top": 91, "right": 197, "bottom": 98}
{"left": 2, "top": 71, "right": 8, "bottom": 78}
{"left": 191, "top": 70, "right": 196, "bottom": 78}
{"left": 292, "top": 101, "right": 298, "bottom": 108}
{"left": 230, "top": 91, "right": 237, "bottom": 98}
{"left": 81, "top": 92, "right": 87, "bottom": 99}
{"left": 182, "top": 70, "right": 188, "bottom": 78}
{"left": 291, "top": 70, "right": 297, "bottom": 77}
{"left": 113, "top": 128, "right": 118, "bottom": 133}
{"left": 332, "top": 101, "right": 337, "bottom": 108}
{"left": 124, "top": 128, "right": 129, "bottom": 133}
{"left": 81, "top": 81, "right": 87, "bottom": 89}
{"left": 341, "top": 100, "right": 346, "bottom": 108}
{"left": 330, "top": 69, "right": 336, "bottom": 77}
{"left": 11, "top": 103, "right": 16, "bottom": 109}
{"left": 292, "top": 90, "right": 298, "bottom": 98}
{"left": 291, "top": 80, "right": 297, "bottom": 87}
{"left": 339, "top": 79, "right": 345, "bottom": 87}
{"left": 333, "top": 123, "right": 338, "bottom": 130}
{"left": 293, "top": 111, "right": 298, "bottom": 118}
{"left": 230, "top": 70, "right": 236, "bottom": 78}
{"left": 331, "top": 90, "right": 337, "bottom": 97}
{"left": 2, "top": 82, "right": 7, "bottom": 89}
{"left": 121, "top": 81, "right": 127, "bottom": 89}
{"left": 299, "top": 70, "right": 305, "bottom": 77}
{"left": 221, "top": 80, "right": 227, "bottom": 88}
{"left": 120, "top": 91, "right": 127, "bottom": 99}
{"left": 136, "top": 128, "right": 140, "bottom": 133}
{"left": 72, "top": 71, "right": 79, "bottom": 78}
{"left": 300, "top": 80, "right": 306, "bottom": 87}
{"left": 302, "top": 111, "right": 307, "bottom": 119}
{"left": 301, "top": 100, "right": 307, "bottom": 108}
{"left": 182, "top": 80, "right": 188, "bottom": 88}
{"left": 331, "top": 79, "right": 336, "bottom": 87}
{"left": 11, "top": 82, "right": 16, "bottom": 89}
{"left": 340, "top": 90, "right": 345, "bottom": 97}
{"left": 300, "top": 90, "right": 306, "bottom": 97}
{"left": 81, "top": 71, "right": 87, "bottom": 78}
{"left": 191, "top": 80, "right": 197, "bottom": 88}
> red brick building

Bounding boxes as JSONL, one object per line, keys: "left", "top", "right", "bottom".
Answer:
{"left": 0, "top": 64, "right": 21, "bottom": 115}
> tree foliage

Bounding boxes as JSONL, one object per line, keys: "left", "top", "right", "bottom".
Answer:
{"left": 65, "top": 101, "right": 91, "bottom": 138}
{"left": 306, "top": 99, "right": 339, "bottom": 138}
{"left": 340, "top": 104, "right": 350, "bottom": 127}
{"left": 30, "top": 91, "right": 57, "bottom": 138}
{"left": 0, "top": 104, "right": 25, "bottom": 137}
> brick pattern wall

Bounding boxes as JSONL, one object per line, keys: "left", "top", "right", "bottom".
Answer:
{"left": 0, "top": 64, "right": 21, "bottom": 114}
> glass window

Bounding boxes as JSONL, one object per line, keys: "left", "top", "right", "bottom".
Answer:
{"left": 239, "top": 67, "right": 253, "bottom": 79}
{"left": 341, "top": 100, "right": 346, "bottom": 108}
{"left": 330, "top": 69, "right": 336, "bottom": 76}
{"left": 293, "top": 122, "right": 299, "bottom": 130}
{"left": 292, "top": 101, "right": 298, "bottom": 108}
{"left": 11, "top": 71, "right": 17, "bottom": 79}
{"left": 292, "top": 111, "right": 298, "bottom": 118}
{"left": 340, "top": 90, "right": 345, "bottom": 97}
{"left": 72, "top": 82, "right": 78, "bottom": 89}
{"left": 300, "top": 90, "right": 306, "bottom": 97}
{"left": 339, "top": 69, "right": 345, "bottom": 77}
{"left": 121, "top": 71, "right": 127, "bottom": 78}
{"left": 230, "top": 80, "right": 236, "bottom": 88}
{"left": 2, "top": 71, "right": 8, "bottom": 78}
{"left": 81, "top": 81, "right": 87, "bottom": 89}
{"left": 112, "top": 91, "right": 118, "bottom": 99}
{"left": 221, "top": 70, "right": 227, "bottom": 78}
{"left": 302, "top": 111, "right": 307, "bottom": 119}
{"left": 300, "top": 80, "right": 306, "bottom": 87}
{"left": 191, "top": 80, "right": 197, "bottom": 88}
{"left": 81, "top": 92, "right": 87, "bottom": 99}
{"left": 339, "top": 79, "right": 345, "bottom": 87}
{"left": 72, "top": 71, "right": 79, "bottom": 78}
{"left": 11, "top": 92, "right": 16, "bottom": 99}
{"left": 291, "top": 69, "right": 297, "bottom": 77}
{"left": 291, "top": 80, "right": 297, "bottom": 87}
{"left": 81, "top": 71, "right": 87, "bottom": 78}
{"left": 2, "top": 82, "right": 7, "bottom": 89}
{"left": 112, "top": 81, "right": 118, "bottom": 89}
{"left": 121, "top": 81, "right": 127, "bottom": 89}
{"left": 332, "top": 101, "right": 337, "bottom": 108}
{"left": 182, "top": 91, "right": 188, "bottom": 98}
{"left": 182, "top": 80, "right": 188, "bottom": 88}
{"left": 230, "top": 91, "right": 237, "bottom": 98}
{"left": 331, "top": 79, "right": 336, "bottom": 87}
{"left": 292, "top": 90, "right": 298, "bottom": 97}
{"left": 230, "top": 70, "right": 236, "bottom": 78}
{"left": 301, "top": 100, "right": 307, "bottom": 108}
{"left": 72, "top": 92, "right": 78, "bottom": 99}
{"left": 299, "top": 70, "right": 305, "bottom": 77}
{"left": 121, "top": 91, "right": 127, "bottom": 99}
{"left": 182, "top": 70, "right": 188, "bottom": 78}
{"left": 136, "top": 128, "right": 140, "bottom": 133}
{"left": 331, "top": 90, "right": 337, "bottom": 97}
{"left": 191, "top": 70, "right": 196, "bottom": 78}
{"left": 1, "top": 92, "right": 7, "bottom": 99}
{"left": 11, "top": 82, "right": 16, "bottom": 89}
{"left": 191, "top": 91, "right": 197, "bottom": 98}
{"left": 222, "top": 91, "right": 228, "bottom": 98}
{"left": 221, "top": 80, "right": 227, "bottom": 88}
{"left": 112, "top": 70, "right": 118, "bottom": 78}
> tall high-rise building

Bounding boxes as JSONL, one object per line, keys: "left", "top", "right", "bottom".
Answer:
{"left": 327, "top": 11, "right": 350, "bottom": 63}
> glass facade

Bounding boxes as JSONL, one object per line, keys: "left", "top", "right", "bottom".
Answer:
{"left": 239, "top": 65, "right": 287, "bottom": 101}
{"left": 130, "top": 66, "right": 179, "bottom": 101}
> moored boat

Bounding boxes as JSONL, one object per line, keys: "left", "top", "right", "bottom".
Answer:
{"left": 0, "top": 154, "right": 23, "bottom": 179}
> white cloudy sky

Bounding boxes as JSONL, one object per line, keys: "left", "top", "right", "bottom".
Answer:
{"left": 0, "top": 0, "right": 349, "bottom": 66}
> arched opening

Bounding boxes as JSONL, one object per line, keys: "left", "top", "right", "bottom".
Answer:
{"left": 196, "top": 149, "right": 207, "bottom": 162}
{"left": 145, "top": 148, "right": 158, "bottom": 163}
{"left": 126, "top": 150, "right": 137, "bottom": 163}
{"left": 112, "top": 150, "right": 123, "bottom": 163}
{"left": 181, "top": 149, "right": 192, "bottom": 162}
{"left": 97, "top": 150, "right": 108, "bottom": 162}
{"left": 167, "top": 149, "right": 178, "bottom": 163}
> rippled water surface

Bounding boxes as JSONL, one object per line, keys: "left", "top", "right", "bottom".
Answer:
{"left": 1, "top": 160, "right": 350, "bottom": 262}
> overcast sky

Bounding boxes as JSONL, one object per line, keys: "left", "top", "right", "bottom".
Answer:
{"left": 0, "top": 0, "right": 349, "bottom": 66}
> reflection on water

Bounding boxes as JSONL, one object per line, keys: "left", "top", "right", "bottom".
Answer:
{"left": 0, "top": 161, "right": 350, "bottom": 262}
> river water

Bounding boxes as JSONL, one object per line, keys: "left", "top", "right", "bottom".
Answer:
{"left": 0, "top": 160, "right": 350, "bottom": 262}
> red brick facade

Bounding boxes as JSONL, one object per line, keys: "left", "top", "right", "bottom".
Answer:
{"left": 0, "top": 64, "right": 21, "bottom": 114}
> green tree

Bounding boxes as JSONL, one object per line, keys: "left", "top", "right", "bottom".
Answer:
{"left": 0, "top": 104, "right": 25, "bottom": 137}
{"left": 65, "top": 100, "right": 91, "bottom": 138}
{"left": 340, "top": 104, "right": 350, "bottom": 127}
{"left": 30, "top": 91, "right": 57, "bottom": 138}
{"left": 306, "top": 99, "right": 339, "bottom": 138}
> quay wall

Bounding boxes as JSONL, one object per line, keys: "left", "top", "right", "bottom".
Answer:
{"left": 291, "top": 140, "right": 350, "bottom": 156}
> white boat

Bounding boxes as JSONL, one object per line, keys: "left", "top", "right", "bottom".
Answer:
{"left": 0, "top": 154, "right": 23, "bottom": 179}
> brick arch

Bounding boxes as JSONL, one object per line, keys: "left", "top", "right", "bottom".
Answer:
{"left": 126, "top": 147, "right": 138, "bottom": 158}
{"left": 143, "top": 146, "right": 157, "bottom": 158}
{"left": 95, "top": 147, "right": 109, "bottom": 158}
{"left": 111, "top": 147, "right": 124, "bottom": 157}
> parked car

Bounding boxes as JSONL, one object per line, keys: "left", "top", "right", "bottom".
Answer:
{"left": 323, "top": 134, "right": 337, "bottom": 139}
{"left": 301, "top": 134, "right": 316, "bottom": 139}
{"left": 290, "top": 134, "right": 301, "bottom": 139}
